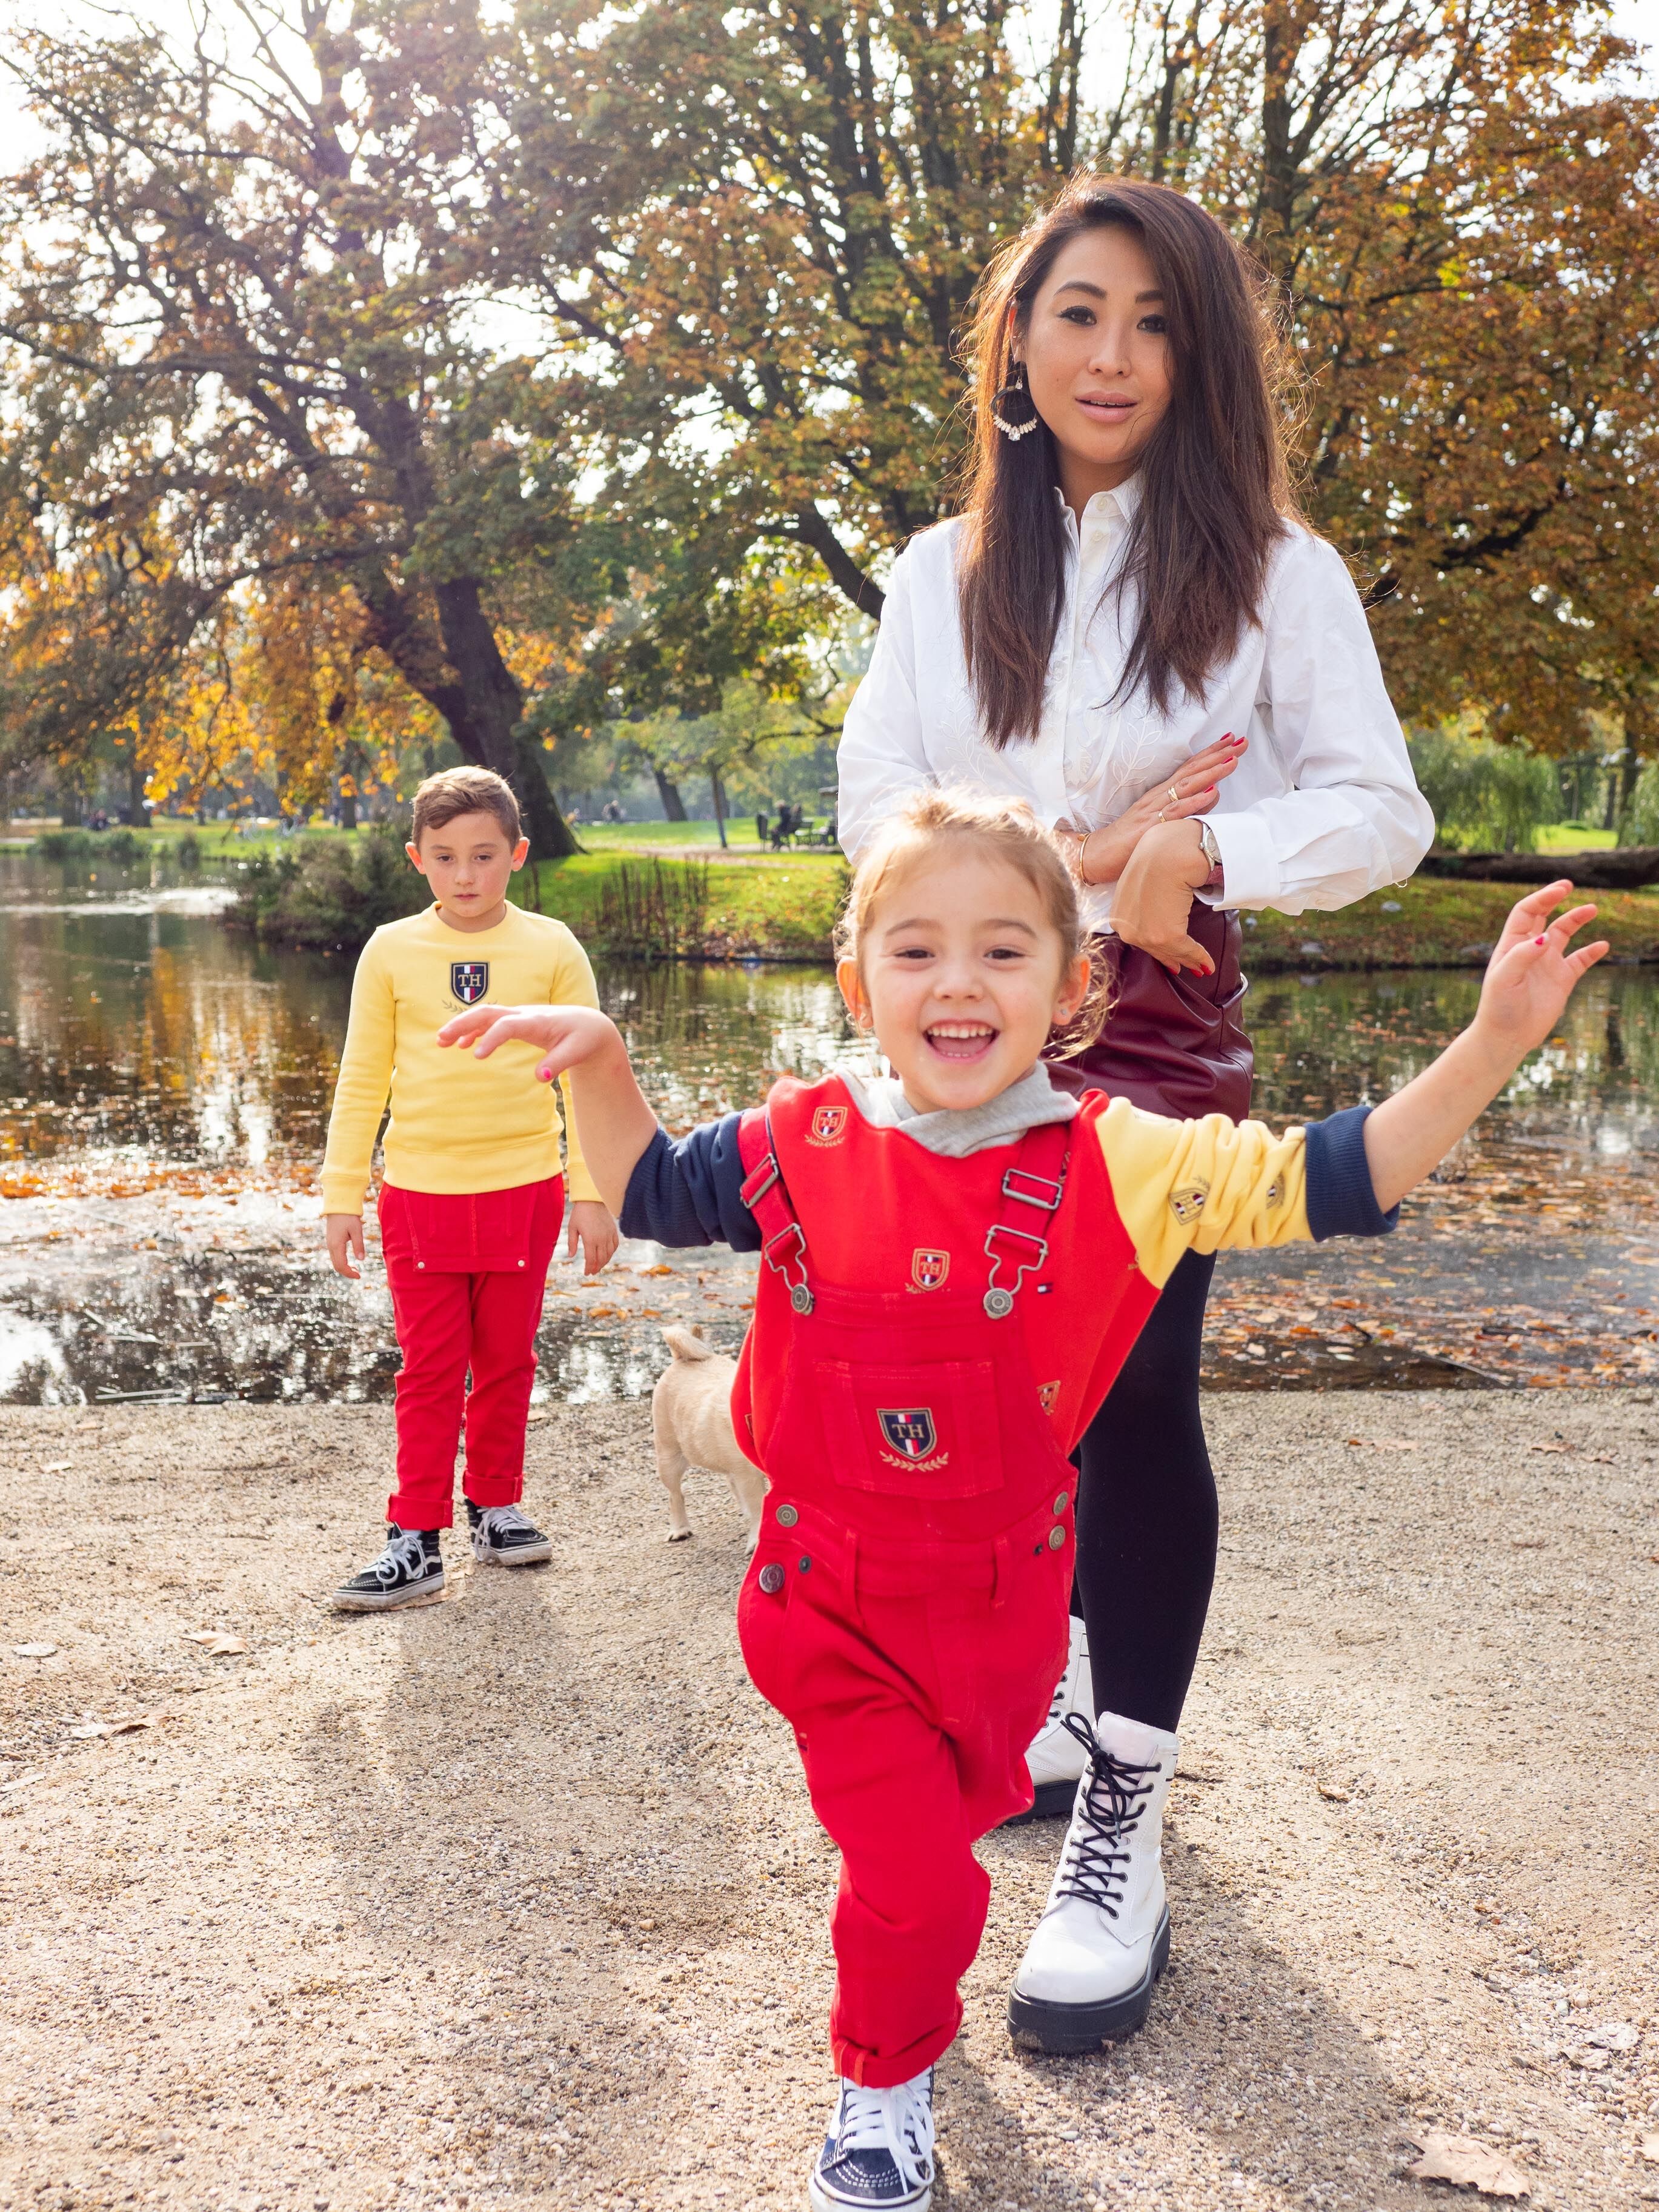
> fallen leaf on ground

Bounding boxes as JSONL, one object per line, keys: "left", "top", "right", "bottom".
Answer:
{"left": 1511, "top": 1538, "right": 1548, "bottom": 1550}
{"left": 184, "top": 1632, "right": 248, "bottom": 1655}
{"left": 44, "top": 1460, "right": 71, "bottom": 1473}
{"left": 1406, "top": 2131, "right": 1529, "bottom": 2197}
{"left": 68, "top": 1715, "right": 159, "bottom": 1740}
{"left": 13, "top": 1643, "right": 58, "bottom": 1659}
{"left": 1346, "top": 1436, "right": 1421, "bottom": 1452}
{"left": 1527, "top": 1443, "right": 1569, "bottom": 1455}
{"left": 1318, "top": 1782, "right": 1353, "bottom": 1802}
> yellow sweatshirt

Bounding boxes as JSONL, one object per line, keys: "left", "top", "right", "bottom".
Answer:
{"left": 319, "top": 903, "right": 602, "bottom": 1214}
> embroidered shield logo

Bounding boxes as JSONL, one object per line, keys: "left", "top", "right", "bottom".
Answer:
{"left": 910, "top": 1247, "right": 950, "bottom": 1292}
{"left": 878, "top": 1407, "right": 937, "bottom": 1461}
{"left": 1168, "top": 1179, "right": 1210, "bottom": 1224}
{"left": 1038, "top": 1379, "right": 1061, "bottom": 1415}
{"left": 808, "top": 1104, "right": 848, "bottom": 1146}
{"left": 451, "top": 960, "right": 490, "bottom": 1006}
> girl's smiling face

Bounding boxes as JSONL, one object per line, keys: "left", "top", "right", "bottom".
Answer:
{"left": 1017, "top": 222, "right": 1174, "bottom": 507}
{"left": 837, "top": 846, "right": 1090, "bottom": 1115}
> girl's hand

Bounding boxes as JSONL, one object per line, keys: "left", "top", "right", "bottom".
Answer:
{"left": 436, "top": 1001, "right": 620, "bottom": 1084}
{"left": 1107, "top": 819, "right": 1217, "bottom": 975}
{"left": 1060, "top": 732, "right": 1245, "bottom": 887}
{"left": 1472, "top": 889, "right": 1609, "bottom": 1060}
{"left": 566, "top": 1199, "right": 620, "bottom": 1275}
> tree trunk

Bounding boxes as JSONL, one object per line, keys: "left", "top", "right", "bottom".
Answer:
{"left": 709, "top": 764, "right": 729, "bottom": 849}
{"left": 127, "top": 757, "right": 149, "bottom": 827}
{"left": 337, "top": 776, "right": 358, "bottom": 831}
{"left": 654, "top": 768, "right": 688, "bottom": 822}
{"left": 58, "top": 783, "right": 83, "bottom": 827}
{"left": 512, "top": 733, "right": 580, "bottom": 860}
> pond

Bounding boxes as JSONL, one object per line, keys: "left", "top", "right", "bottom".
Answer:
{"left": 5, "top": 847, "right": 1659, "bottom": 1404}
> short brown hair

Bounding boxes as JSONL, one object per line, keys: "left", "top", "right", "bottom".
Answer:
{"left": 411, "top": 766, "right": 521, "bottom": 845}
{"left": 833, "top": 786, "right": 1111, "bottom": 1055}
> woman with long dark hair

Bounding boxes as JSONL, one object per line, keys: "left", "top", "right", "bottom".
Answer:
{"left": 836, "top": 175, "right": 1432, "bottom": 2054}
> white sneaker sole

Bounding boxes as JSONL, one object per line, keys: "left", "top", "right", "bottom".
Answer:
{"left": 1007, "top": 1906, "right": 1172, "bottom": 2052}
{"left": 470, "top": 1537, "right": 553, "bottom": 1568}
{"left": 808, "top": 2169, "right": 932, "bottom": 2211}
{"left": 330, "top": 1573, "right": 447, "bottom": 1613}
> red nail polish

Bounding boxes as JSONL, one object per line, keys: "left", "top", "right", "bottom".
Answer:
{"left": 1535, "top": 935, "right": 1546, "bottom": 946}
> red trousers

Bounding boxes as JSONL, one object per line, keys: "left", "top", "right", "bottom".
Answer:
{"left": 738, "top": 1500, "right": 1069, "bottom": 2086}
{"left": 377, "top": 1177, "right": 564, "bottom": 1530}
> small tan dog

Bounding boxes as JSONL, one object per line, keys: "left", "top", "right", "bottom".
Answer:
{"left": 651, "top": 1325, "right": 768, "bottom": 1548}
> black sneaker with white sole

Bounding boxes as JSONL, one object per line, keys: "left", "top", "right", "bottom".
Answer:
{"left": 331, "top": 1526, "right": 445, "bottom": 1613}
{"left": 809, "top": 2071, "right": 935, "bottom": 2211}
{"left": 465, "top": 1500, "right": 552, "bottom": 1567}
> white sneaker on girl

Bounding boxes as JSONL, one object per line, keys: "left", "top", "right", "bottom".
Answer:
{"left": 808, "top": 2069, "right": 935, "bottom": 2210}
{"left": 1006, "top": 1709, "right": 1178, "bottom": 2051}
{"left": 1014, "top": 1612, "right": 1092, "bottom": 1821}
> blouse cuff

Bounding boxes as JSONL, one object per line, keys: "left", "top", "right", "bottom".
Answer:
{"left": 1202, "top": 809, "right": 1280, "bottom": 911}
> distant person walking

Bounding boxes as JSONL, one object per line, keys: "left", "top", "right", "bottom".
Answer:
{"left": 837, "top": 174, "right": 1432, "bottom": 2055}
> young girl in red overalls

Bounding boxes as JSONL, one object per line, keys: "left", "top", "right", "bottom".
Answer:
{"left": 440, "top": 791, "right": 1603, "bottom": 2212}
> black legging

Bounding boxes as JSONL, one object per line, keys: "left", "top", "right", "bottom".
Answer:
{"left": 1071, "top": 1247, "right": 1218, "bottom": 1736}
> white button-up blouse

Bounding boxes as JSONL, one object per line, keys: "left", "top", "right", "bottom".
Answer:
{"left": 836, "top": 479, "right": 1434, "bottom": 934}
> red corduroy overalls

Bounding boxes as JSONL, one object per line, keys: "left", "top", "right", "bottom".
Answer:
{"left": 733, "top": 1081, "right": 1104, "bottom": 2087}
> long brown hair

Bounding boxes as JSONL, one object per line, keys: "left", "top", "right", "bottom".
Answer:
{"left": 956, "top": 176, "right": 1301, "bottom": 748}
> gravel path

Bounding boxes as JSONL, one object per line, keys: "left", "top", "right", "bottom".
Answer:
{"left": 2, "top": 1393, "right": 1657, "bottom": 2212}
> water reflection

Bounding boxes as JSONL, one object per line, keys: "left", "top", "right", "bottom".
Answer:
{"left": 4, "top": 847, "right": 1658, "bottom": 1403}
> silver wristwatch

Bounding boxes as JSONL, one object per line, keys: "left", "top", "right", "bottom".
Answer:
{"left": 1197, "top": 818, "right": 1225, "bottom": 894}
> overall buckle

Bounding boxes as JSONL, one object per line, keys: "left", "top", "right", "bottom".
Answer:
{"left": 762, "top": 1221, "right": 815, "bottom": 1315}
{"left": 1001, "top": 1165, "right": 1066, "bottom": 1211}
{"left": 739, "top": 1153, "right": 781, "bottom": 1209}
{"left": 982, "top": 1222, "right": 1048, "bottom": 1318}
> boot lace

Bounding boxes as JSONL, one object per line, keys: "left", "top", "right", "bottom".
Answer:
{"left": 831, "top": 2074, "right": 936, "bottom": 2193}
{"left": 478, "top": 1504, "right": 536, "bottom": 1536}
{"left": 1048, "top": 1714, "right": 1161, "bottom": 1919}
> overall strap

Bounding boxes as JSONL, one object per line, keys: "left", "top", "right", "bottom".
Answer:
{"left": 982, "top": 1117, "right": 1073, "bottom": 1319}
{"left": 736, "top": 1106, "right": 815, "bottom": 1316}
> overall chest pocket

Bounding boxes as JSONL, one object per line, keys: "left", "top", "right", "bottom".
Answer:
{"left": 816, "top": 1358, "right": 1005, "bottom": 1500}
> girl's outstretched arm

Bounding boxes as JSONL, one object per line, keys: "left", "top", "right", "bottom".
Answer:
{"left": 436, "top": 1005, "right": 657, "bottom": 1215}
{"left": 1363, "top": 882, "right": 1608, "bottom": 1211}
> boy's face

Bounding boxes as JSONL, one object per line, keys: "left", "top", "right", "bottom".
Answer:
{"left": 407, "top": 809, "right": 529, "bottom": 926}
{"left": 837, "top": 847, "right": 1089, "bottom": 1116}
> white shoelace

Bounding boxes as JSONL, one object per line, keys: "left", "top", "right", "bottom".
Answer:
{"left": 478, "top": 1504, "right": 534, "bottom": 1537}
{"left": 831, "top": 2073, "right": 935, "bottom": 2193}
{"left": 370, "top": 1530, "right": 430, "bottom": 1586}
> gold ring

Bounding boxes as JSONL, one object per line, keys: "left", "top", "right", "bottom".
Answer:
{"left": 1168, "top": 785, "right": 1180, "bottom": 808}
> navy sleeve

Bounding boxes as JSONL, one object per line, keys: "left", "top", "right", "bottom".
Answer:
{"left": 1304, "top": 1104, "right": 1399, "bottom": 1241}
{"left": 618, "top": 1113, "right": 763, "bottom": 1252}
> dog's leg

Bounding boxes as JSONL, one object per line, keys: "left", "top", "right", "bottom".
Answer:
{"left": 729, "top": 1466, "right": 767, "bottom": 1553}
{"left": 653, "top": 1404, "right": 694, "bottom": 1543}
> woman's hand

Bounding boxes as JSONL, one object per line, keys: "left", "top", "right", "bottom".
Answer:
{"left": 1059, "top": 732, "right": 1245, "bottom": 887}
{"left": 1108, "top": 819, "right": 1217, "bottom": 976}
{"left": 436, "top": 1001, "right": 617, "bottom": 1084}
{"left": 566, "top": 1199, "right": 620, "bottom": 1275}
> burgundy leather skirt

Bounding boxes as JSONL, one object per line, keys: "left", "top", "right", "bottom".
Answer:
{"left": 1043, "top": 901, "right": 1253, "bottom": 1121}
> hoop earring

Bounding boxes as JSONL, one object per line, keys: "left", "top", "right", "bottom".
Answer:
{"left": 991, "top": 362, "right": 1041, "bottom": 443}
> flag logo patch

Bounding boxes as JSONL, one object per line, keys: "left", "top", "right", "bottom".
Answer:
{"left": 910, "top": 1247, "right": 950, "bottom": 1292}
{"left": 808, "top": 1104, "right": 848, "bottom": 1146}
{"left": 450, "top": 960, "right": 490, "bottom": 1006}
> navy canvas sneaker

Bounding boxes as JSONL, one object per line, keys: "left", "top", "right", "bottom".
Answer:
{"left": 808, "top": 2070, "right": 934, "bottom": 2210}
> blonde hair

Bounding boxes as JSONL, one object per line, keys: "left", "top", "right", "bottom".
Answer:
{"left": 834, "top": 788, "right": 1111, "bottom": 1057}
{"left": 411, "top": 765, "right": 521, "bottom": 845}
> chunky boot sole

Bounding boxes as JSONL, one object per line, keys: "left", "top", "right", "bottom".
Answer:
{"left": 330, "top": 1573, "right": 447, "bottom": 1613}
{"left": 1006, "top": 1907, "right": 1171, "bottom": 2053}
{"left": 1001, "top": 1775, "right": 1084, "bottom": 1827}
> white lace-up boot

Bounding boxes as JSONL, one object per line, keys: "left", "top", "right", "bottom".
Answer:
{"left": 1012, "top": 1612, "right": 1092, "bottom": 1822}
{"left": 809, "top": 2069, "right": 935, "bottom": 2210}
{"left": 1006, "top": 1709, "right": 1179, "bottom": 2051}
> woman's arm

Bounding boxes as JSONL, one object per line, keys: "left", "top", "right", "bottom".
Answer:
{"left": 835, "top": 553, "right": 931, "bottom": 861}
{"left": 1109, "top": 534, "right": 1435, "bottom": 972}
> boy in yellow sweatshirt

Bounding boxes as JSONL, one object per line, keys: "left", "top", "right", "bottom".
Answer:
{"left": 321, "top": 767, "right": 619, "bottom": 1610}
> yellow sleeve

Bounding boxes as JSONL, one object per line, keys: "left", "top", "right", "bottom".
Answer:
{"left": 548, "top": 926, "right": 603, "bottom": 1206}
{"left": 1094, "top": 1096, "right": 1311, "bottom": 1291}
{"left": 319, "top": 935, "right": 396, "bottom": 1214}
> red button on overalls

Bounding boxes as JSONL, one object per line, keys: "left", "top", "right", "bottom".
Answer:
{"left": 731, "top": 1080, "right": 1087, "bottom": 2088}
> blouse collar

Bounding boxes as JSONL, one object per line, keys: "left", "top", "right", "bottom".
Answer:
{"left": 1056, "top": 474, "right": 1143, "bottom": 536}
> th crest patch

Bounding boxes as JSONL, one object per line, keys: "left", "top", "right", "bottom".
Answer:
{"left": 878, "top": 1407, "right": 939, "bottom": 1461}
{"left": 909, "top": 1247, "right": 950, "bottom": 1292}
{"left": 1038, "top": 1379, "right": 1061, "bottom": 1415}
{"left": 1168, "top": 1178, "right": 1210, "bottom": 1224}
{"left": 808, "top": 1104, "right": 848, "bottom": 1146}
{"left": 450, "top": 960, "right": 490, "bottom": 1006}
